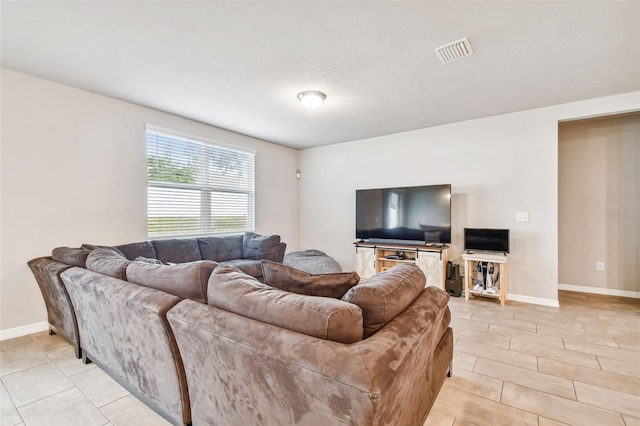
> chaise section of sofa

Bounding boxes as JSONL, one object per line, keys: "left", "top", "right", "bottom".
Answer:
{"left": 61, "top": 267, "right": 191, "bottom": 425}
{"left": 167, "top": 267, "right": 452, "bottom": 426}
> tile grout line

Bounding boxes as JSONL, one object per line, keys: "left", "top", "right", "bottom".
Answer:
{"left": 500, "top": 381, "right": 630, "bottom": 423}
{"left": 37, "top": 336, "right": 114, "bottom": 416}
{"left": 98, "top": 393, "right": 132, "bottom": 424}
{"left": 1, "top": 375, "right": 26, "bottom": 426}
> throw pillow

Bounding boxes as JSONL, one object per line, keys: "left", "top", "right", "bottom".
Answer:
{"left": 342, "top": 264, "right": 425, "bottom": 338}
{"left": 243, "top": 232, "right": 281, "bottom": 261}
{"left": 261, "top": 260, "right": 359, "bottom": 299}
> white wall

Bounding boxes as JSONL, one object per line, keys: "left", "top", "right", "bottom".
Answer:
{"left": 0, "top": 69, "right": 299, "bottom": 332}
{"left": 298, "top": 92, "right": 640, "bottom": 306}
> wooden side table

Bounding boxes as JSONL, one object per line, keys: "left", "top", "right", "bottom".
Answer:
{"left": 462, "top": 252, "right": 508, "bottom": 306}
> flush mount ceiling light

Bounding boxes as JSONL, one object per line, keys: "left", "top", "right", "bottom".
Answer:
{"left": 297, "top": 91, "right": 326, "bottom": 109}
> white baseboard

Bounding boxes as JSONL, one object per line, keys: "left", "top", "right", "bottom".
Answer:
{"left": 0, "top": 321, "right": 49, "bottom": 341}
{"left": 507, "top": 293, "right": 560, "bottom": 308}
{"left": 558, "top": 284, "right": 640, "bottom": 299}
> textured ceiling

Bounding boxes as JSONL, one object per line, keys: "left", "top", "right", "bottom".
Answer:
{"left": 1, "top": 1, "right": 639, "bottom": 149}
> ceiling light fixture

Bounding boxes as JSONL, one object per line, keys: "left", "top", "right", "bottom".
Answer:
{"left": 297, "top": 91, "right": 326, "bottom": 109}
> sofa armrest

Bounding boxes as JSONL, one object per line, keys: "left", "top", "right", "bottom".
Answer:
{"left": 27, "top": 257, "right": 79, "bottom": 356}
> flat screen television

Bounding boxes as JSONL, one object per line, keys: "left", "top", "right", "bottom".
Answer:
{"left": 464, "top": 228, "right": 510, "bottom": 253}
{"left": 356, "top": 184, "right": 451, "bottom": 245}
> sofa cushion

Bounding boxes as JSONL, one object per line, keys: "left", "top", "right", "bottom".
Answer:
{"left": 197, "top": 235, "right": 243, "bottom": 262}
{"left": 218, "top": 259, "right": 263, "bottom": 278}
{"left": 342, "top": 264, "right": 425, "bottom": 338}
{"left": 208, "top": 266, "right": 363, "bottom": 344}
{"left": 242, "top": 232, "right": 281, "bottom": 261}
{"left": 51, "top": 247, "right": 91, "bottom": 268}
{"left": 261, "top": 260, "right": 359, "bottom": 299}
{"left": 113, "top": 241, "right": 156, "bottom": 260}
{"left": 81, "top": 244, "right": 126, "bottom": 258}
{"left": 134, "top": 256, "right": 164, "bottom": 265}
{"left": 85, "top": 248, "right": 131, "bottom": 280}
{"left": 152, "top": 239, "right": 202, "bottom": 264}
{"left": 126, "top": 260, "right": 217, "bottom": 303}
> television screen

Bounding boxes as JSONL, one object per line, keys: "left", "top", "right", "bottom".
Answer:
{"left": 356, "top": 184, "right": 451, "bottom": 244}
{"left": 464, "top": 228, "right": 510, "bottom": 253}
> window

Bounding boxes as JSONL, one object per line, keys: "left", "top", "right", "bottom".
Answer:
{"left": 146, "top": 127, "right": 255, "bottom": 238}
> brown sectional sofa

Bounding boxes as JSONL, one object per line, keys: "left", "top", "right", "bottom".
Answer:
{"left": 29, "top": 234, "right": 452, "bottom": 426}
{"left": 28, "top": 232, "right": 286, "bottom": 360}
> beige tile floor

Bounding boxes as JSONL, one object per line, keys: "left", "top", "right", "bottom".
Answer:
{"left": 0, "top": 333, "right": 171, "bottom": 425}
{"left": 0, "top": 291, "right": 638, "bottom": 426}
{"left": 425, "top": 291, "right": 640, "bottom": 426}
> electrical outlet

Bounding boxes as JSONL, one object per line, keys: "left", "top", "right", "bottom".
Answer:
{"left": 596, "top": 262, "right": 605, "bottom": 271}
{"left": 516, "top": 212, "right": 529, "bottom": 222}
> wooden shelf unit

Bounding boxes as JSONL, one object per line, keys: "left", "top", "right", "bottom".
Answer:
{"left": 462, "top": 252, "right": 508, "bottom": 306}
{"left": 354, "top": 242, "right": 449, "bottom": 290}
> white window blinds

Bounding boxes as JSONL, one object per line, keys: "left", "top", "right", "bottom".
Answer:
{"left": 146, "top": 127, "right": 255, "bottom": 238}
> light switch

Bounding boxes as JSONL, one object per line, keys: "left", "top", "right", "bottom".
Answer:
{"left": 516, "top": 212, "right": 529, "bottom": 222}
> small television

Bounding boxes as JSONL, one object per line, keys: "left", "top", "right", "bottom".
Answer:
{"left": 464, "top": 228, "right": 510, "bottom": 253}
{"left": 356, "top": 184, "right": 451, "bottom": 245}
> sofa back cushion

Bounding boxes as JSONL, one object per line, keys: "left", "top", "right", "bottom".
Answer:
{"left": 112, "top": 241, "right": 156, "bottom": 260}
{"left": 52, "top": 247, "right": 91, "bottom": 268}
{"left": 85, "top": 248, "right": 131, "bottom": 280}
{"left": 261, "top": 260, "right": 359, "bottom": 299}
{"left": 151, "top": 239, "right": 202, "bottom": 264}
{"left": 81, "top": 244, "right": 126, "bottom": 258}
{"left": 197, "top": 235, "right": 243, "bottom": 262}
{"left": 218, "top": 259, "right": 263, "bottom": 278}
{"left": 126, "top": 260, "right": 218, "bottom": 303}
{"left": 208, "top": 266, "right": 363, "bottom": 343}
{"left": 242, "top": 232, "right": 281, "bottom": 261}
{"left": 342, "top": 264, "right": 425, "bottom": 338}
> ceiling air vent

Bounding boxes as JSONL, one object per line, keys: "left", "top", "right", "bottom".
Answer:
{"left": 434, "top": 37, "right": 474, "bottom": 64}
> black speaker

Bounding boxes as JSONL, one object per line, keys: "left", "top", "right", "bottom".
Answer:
{"left": 447, "top": 262, "right": 460, "bottom": 280}
{"left": 451, "top": 264, "right": 459, "bottom": 280}
{"left": 446, "top": 277, "right": 463, "bottom": 297}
